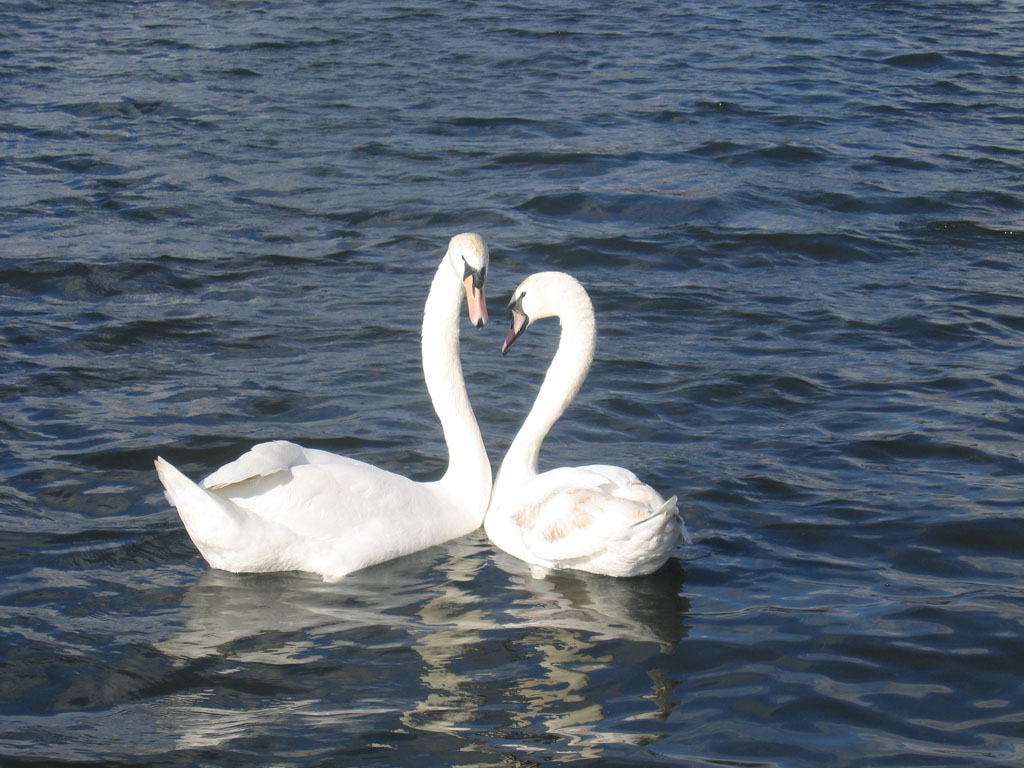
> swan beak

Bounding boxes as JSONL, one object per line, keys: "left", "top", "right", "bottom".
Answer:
{"left": 464, "top": 275, "right": 488, "bottom": 328}
{"left": 502, "top": 309, "right": 529, "bottom": 355}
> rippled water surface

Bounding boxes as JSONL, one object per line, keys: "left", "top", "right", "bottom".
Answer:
{"left": 2, "top": 1, "right": 1023, "bottom": 766}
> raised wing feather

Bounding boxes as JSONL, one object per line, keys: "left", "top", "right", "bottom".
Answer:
{"left": 202, "top": 440, "right": 310, "bottom": 490}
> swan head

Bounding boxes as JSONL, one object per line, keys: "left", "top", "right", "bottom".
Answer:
{"left": 446, "top": 233, "right": 489, "bottom": 328}
{"left": 502, "top": 271, "right": 589, "bottom": 355}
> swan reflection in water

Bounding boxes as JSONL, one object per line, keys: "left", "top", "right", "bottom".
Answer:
{"left": 156, "top": 532, "right": 689, "bottom": 762}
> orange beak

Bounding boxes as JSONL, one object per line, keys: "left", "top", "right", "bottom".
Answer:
{"left": 464, "top": 275, "right": 488, "bottom": 328}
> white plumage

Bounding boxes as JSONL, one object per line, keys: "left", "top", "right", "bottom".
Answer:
{"left": 485, "top": 272, "right": 689, "bottom": 577}
{"left": 155, "top": 233, "right": 493, "bottom": 582}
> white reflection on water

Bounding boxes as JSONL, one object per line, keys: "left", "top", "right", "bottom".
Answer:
{"left": 153, "top": 533, "right": 689, "bottom": 762}
{"left": 471, "top": 551, "right": 688, "bottom": 760}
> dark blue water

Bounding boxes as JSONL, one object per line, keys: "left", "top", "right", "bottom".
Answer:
{"left": 2, "top": 1, "right": 1023, "bottom": 765}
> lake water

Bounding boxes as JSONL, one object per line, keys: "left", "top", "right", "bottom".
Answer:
{"left": 2, "top": 1, "right": 1023, "bottom": 766}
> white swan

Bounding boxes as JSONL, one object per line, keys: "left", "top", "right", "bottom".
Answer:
{"left": 484, "top": 271, "right": 689, "bottom": 578}
{"left": 155, "top": 233, "right": 493, "bottom": 582}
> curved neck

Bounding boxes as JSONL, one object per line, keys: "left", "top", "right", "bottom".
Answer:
{"left": 422, "top": 260, "right": 491, "bottom": 509}
{"left": 492, "top": 292, "right": 596, "bottom": 503}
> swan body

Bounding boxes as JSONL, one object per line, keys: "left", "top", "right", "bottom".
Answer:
{"left": 484, "top": 272, "right": 688, "bottom": 578}
{"left": 156, "top": 233, "right": 493, "bottom": 582}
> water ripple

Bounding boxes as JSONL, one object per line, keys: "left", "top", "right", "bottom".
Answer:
{"left": 2, "top": 0, "right": 1023, "bottom": 766}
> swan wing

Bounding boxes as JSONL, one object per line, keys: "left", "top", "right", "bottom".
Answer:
{"left": 567, "top": 465, "right": 688, "bottom": 543}
{"left": 209, "top": 451, "right": 444, "bottom": 542}
{"left": 159, "top": 444, "right": 465, "bottom": 581}
{"left": 506, "top": 466, "right": 683, "bottom": 575}
{"left": 198, "top": 440, "right": 438, "bottom": 540}
{"left": 572, "top": 463, "right": 670, "bottom": 505}
{"left": 510, "top": 467, "right": 652, "bottom": 558}
{"left": 201, "top": 440, "right": 311, "bottom": 489}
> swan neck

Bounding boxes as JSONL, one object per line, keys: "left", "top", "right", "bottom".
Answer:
{"left": 422, "top": 260, "right": 491, "bottom": 510}
{"left": 493, "top": 296, "right": 595, "bottom": 501}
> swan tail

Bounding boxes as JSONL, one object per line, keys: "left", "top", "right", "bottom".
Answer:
{"left": 155, "top": 457, "right": 297, "bottom": 573}
{"left": 654, "top": 495, "right": 692, "bottom": 545}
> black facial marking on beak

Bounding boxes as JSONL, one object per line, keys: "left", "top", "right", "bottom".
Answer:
{"left": 506, "top": 290, "right": 526, "bottom": 317}
{"left": 501, "top": 292, "right": 530, "bottom": 356}
{"left": 462, "top": 257, "right": 486, "bottom": 291}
